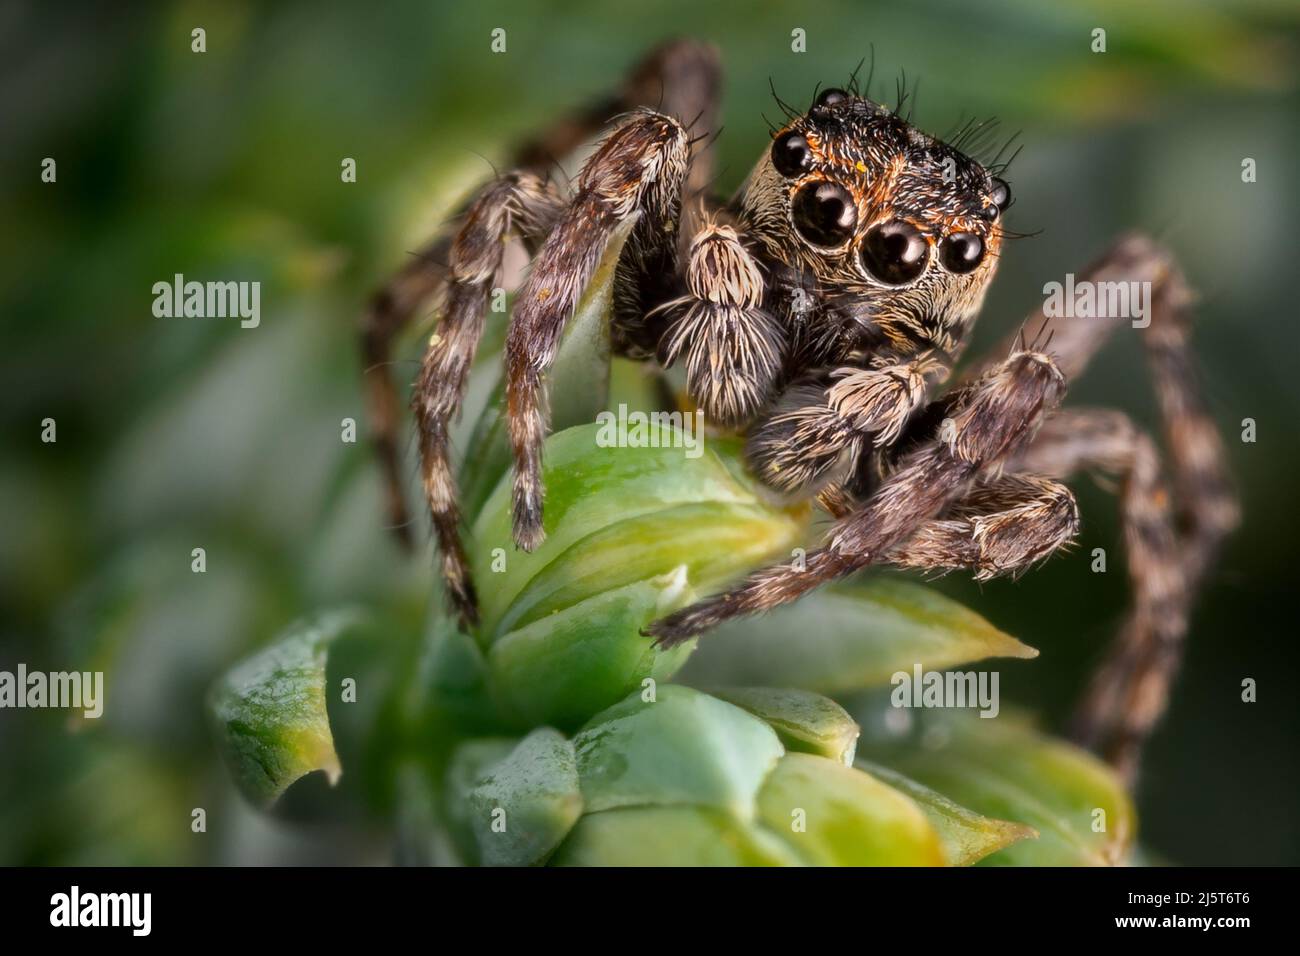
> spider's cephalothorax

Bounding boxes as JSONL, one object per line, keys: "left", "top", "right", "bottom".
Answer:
{"left": 362, "top": 41, "right": 1237, "bottom": 784}
{"left": 694, "top": 88, "right": 1015, "bottom": 499}
{"left": 742, "top": 89, "right": 1007, "bottom": 364}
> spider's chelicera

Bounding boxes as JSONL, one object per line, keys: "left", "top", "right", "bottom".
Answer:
{"left": 362, "top": 41, "right": 1237, "bottom": 783}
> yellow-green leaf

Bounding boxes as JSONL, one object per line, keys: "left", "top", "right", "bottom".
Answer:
{"left": 861, "top": 712, "right": 1136, "bottom": 866}
{"left": 471, "top": 424, "right": 807, "bottom": 639}
{"left": 208, "top": 612, "right": 353, "bottom": 807}
{"left": 468, "top": 424, "right": 806, "bottom": 729}
{"left": 711, "top": 687, "right": 860, "bottom": 765}
{"left": 680, "top": 577, "right": 1036, "bottom": 694}
{"left": 756, "top": 752, "right": 946, "bottom": 866}
{"left": 551, "top": 805, "right": 801, "bottom": 867}
{"left": 855, "top": 759, "right": 1037, "bottom": 866}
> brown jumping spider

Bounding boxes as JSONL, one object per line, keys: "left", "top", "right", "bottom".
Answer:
{"left": 362, "top": 40, "right": 1237, "bottom": 783}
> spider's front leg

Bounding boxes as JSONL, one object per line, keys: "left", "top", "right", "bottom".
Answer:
{"left": 647, "top": 347, "right": 1068, "bottom": 644}
{"left": 507, "top": 109, "right": 691, "bottom": 550}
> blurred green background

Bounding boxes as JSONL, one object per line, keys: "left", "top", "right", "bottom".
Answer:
{"left": 1, "top": 0, "right": 1297, "bottom": 865}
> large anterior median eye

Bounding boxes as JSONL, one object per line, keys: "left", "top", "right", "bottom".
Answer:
{"left": 860, "top": 221, "right": 930, "bottom": 285}
{"left": 791, "top": 181, "right": 858, "bottom": 247}
{"left": 771, "top": 130, "right": 812, "bottom": 177}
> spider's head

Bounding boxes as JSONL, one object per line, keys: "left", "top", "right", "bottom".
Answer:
{"left": 741, "top": 88, "right": 1012, "bottom": 355}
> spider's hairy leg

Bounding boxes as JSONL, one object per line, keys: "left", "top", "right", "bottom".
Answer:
{"left": 888, "top": 472, "right": 1080, "bottom": 579}
{"left": 359, "top": 178, "right": 563, "bottom": 556}
{"left": 361, "top": 235, "right": 451, "bottom": 549}
{"left": 507, "top": 110, "right": 691, "bottom": 551}
{"left": 411, "top": 172, "right": 567, "bottom": 628}
{"left": 1014, "top": 409, "right": 1190, "bottom": 785}
{"left": 646, "top": 348, "right": 1067, "bottom": 645}
{"left": 656, "top": 222, "right": 785, "bottom": 427}
{"left": 971, "top": 233, "right": 1237, "bottom": 575}
{"left": 974, "top": 234, "right": 1238, "bottom": 781}
{"left": 360, "top": 39, "right": 720, "bottom": 554}
{"left": 745, "top": 354, "right": 944, "bottom": 495}
{"left": 514, "top": 38, "right": 721, "bottom": 216}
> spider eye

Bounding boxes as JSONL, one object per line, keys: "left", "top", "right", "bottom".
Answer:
{"left": 791, "top": 181, "right": 858, "bottom": 247}
{"left": 771, "top": 130, "right": 812, "bottom": 177}
{"left": 814, "top": 87, "right": 850, "bottom": 109}
{"left": 939, "top": 232, "right": 985, "bottom": 274}
{"left": 860, "top": 221, "right": 930, "bottom": 285}
{"left": 989, "top": 177, "right": 1012, "bottom": 212}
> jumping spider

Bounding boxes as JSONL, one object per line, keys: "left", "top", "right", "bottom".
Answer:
{"left": 362, "top": 40, "right": 1237, "bottom": 783}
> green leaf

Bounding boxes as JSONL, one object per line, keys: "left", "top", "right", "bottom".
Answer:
{"left": 471, "top": 425, "right": 807, "bottom": 639}
{"left": 711, "top": 687, "right": 860, "bottom": 765}
{"left": 485, "top": 569, "right": 696, "bottom": 730}
{"left": 413, "top": 622, "right": 503, "bottom": 738}
{"left": 466, "top": 728, "right": 584, "bottom": 866}
{"left": 551, "top": 805, "right": 802, "bottom": 867}
{"left": 572, "top": 686, "right": 783, "bottom": 821}
{"left": 208, "top": 612, "right": 355, "bottom": 807}
{"left": 393, "top": 760, "right": 452, "bottom": 867}
{"left": 855, "top": 760, "right": 1037, "bottom": 866}
{"left": 442, "top": 738, "right": 519, "bottom": 866}
{"left": 468, "top": 423, "right": 806, "bottom": 729}
{"left": 859, "top": 712, "right": 1136, "bottom": 866}
{"left": 756, "top": 752, "right": 946, "bottom": 866}
{"left": 680, "top": 576, "right": 1036, "bottom": 694}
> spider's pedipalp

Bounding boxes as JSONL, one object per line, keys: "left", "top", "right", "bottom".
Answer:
{"left": 657, "top": 221, "right": 785, "bottom": 426}
{"left": 507, "top": 109, "right": 692, "bottom": 551}
{"left": 744, "top": 353, "right": 942, "bottom": 497}
{"left": 744, "top": 380, "right": 857, "bottom": 495}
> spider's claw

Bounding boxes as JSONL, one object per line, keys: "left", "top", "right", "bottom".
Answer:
{"left": 439, "top": 547, "right": 481, "bottom": 632}
{"left": 510, "top": 484, "right": 546, "bottom": 553}
{"left": 642, "top": 600, "right": 722, "bottom": 648}
{"left": 449, "top": 591, "right": 480, "bottom": 634}
{"left": 641, "top": 616, "right": 695, "bottom": 650}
